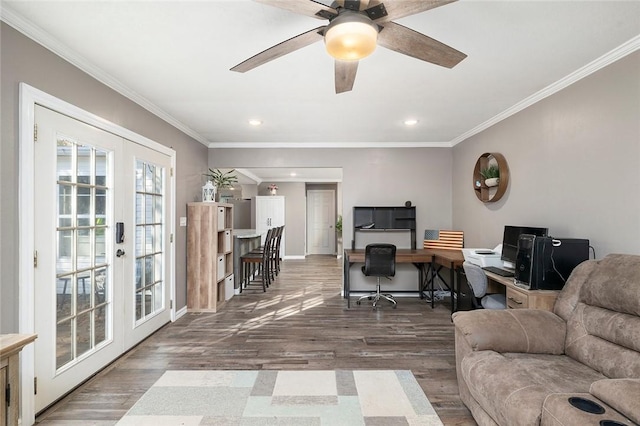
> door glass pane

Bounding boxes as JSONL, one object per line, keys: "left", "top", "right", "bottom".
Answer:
{"left": 145, "top": 195, "right": 154, "bottom": 223}
{"left": 56, "top": 320, "right": 73, "bottom": 368}
{"left": 95, "top": 305, "right": 107, "bottom": 346}
{"left": 95, "top": 150, "right": 107, "bottom": 186}
{"left": 76, "top": 273, "right": 91, "bottom": 313}
{"left": 153, "top": 282, "right": 162, "bottom": 312}
{"left": 134, "top": 160, "right": 165, "bottom": 324}
{"left": 76, "top": 312, "right": 92, "bottom": 358}
{"left": 58, "top": 183, "right": 73, "bottom": 227}
{"left": 57, "top": 230, "right": 73, "bottom": 274}
{"left": 56, "top": 137, "right": 112, "bottom": 370}
{"left": 136, "top": 194, "right": 143, "bottom": 225}
{"left": 57, "top": 276, "right": 72, "bottom": 320}
{"left": 145, "top": 225, "right": 154, "bottom": 254}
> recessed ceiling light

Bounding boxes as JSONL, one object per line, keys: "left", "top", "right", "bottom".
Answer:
{"left": 290, "top": 172, "right": 297, "bottom": 177}
{"left": 404, "top": 119, "right": 419, "bottom": 126}
{"left": 248, "top": 119, "right": 262, "bottom": 126}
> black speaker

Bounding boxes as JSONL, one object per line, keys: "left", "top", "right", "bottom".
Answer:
{"left": 515, "top": 235, "right": 590, "bottom": 290}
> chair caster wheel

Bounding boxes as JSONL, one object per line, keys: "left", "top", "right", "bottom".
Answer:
{"left": 392, "top": 304, "right": 397, "bottom": 309}
{"left": 356, "top": 301, "right": 361, "bottom": 305}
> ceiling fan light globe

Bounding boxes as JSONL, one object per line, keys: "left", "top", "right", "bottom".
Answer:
{"left": 325, "top": 15, "right": 378, "bottom": 61}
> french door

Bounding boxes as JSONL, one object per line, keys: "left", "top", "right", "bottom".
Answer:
{"left": 32, "top": 105, "right": 172, "bottom": 412}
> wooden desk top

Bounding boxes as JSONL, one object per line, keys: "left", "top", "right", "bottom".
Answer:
{"left": 345, "top": 248, "right": 465, "bottom": 267}
{"left": 344, "top": 248, "right": 433, "bottom": 263}
{"left": 428, "top": 249, "right": 464, "bottom": 267}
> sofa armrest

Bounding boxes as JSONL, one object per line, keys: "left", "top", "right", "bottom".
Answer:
{"left": 590, "top": 379, "right": 640, "bottom": 425}
{"left": 452, "top": 309, "right": 566, "bottom": 354}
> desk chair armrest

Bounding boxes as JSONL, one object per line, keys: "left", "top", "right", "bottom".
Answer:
{"left": 452, "top": 310, "right": 566, "bottom": 355}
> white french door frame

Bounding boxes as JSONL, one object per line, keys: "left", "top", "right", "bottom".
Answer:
{"left": 18, "top": 83, "right": 176, "bottom": 425}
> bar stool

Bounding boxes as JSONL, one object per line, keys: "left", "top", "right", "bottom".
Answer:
{"left": 240, "top": 228, "right": 274, "bottom": 292}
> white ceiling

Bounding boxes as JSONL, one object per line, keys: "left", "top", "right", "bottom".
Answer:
{"left": 3, "top": 0, "right": 640, "bottom": 150}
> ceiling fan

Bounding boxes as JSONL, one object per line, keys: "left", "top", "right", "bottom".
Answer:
{"left": 231, "top": 0, "right": 467, "bottom": 94}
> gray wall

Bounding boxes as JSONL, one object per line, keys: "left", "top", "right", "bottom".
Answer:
{"left": 209, "top": 148, "right": 454, "bottom": 256}
{"left": 1, "top": 23, "right": 209, "bottom": 332}
{"left": 452, "top": 51, "right": 640, "bottom": 257}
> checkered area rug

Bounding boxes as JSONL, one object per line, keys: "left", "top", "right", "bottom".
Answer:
{"left": 116, "top": 370, "right": 443, "bottom": 425}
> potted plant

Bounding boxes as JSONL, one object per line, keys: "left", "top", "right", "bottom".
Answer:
{"left": 480, "top": 164, "right": 500, "bottom": 187}
{"left": 204, "top": 168, "right": 238, "bottom": 200}
{"left": 335, "top": 215, "right": 342, "bottom": 234}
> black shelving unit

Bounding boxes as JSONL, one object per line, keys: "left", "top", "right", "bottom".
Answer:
{"left": 352, "top": 206, "right": 417, "bottom": 249}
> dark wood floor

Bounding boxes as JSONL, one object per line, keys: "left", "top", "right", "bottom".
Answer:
{"left": 36, "top": 255, "right": 476, "bottom": 425}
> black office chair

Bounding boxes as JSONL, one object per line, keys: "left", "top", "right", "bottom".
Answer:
{"left": 357, "top": 243, "right": 397, "bottom": 308}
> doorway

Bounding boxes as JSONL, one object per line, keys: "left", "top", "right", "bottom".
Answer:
{"left": 307, "top": 189, "right": 336, "bottom": 255}
{"left": 19, "top": 85, "right": 176, "bottom": 421}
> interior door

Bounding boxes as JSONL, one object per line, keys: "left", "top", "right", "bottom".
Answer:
{"left": 33, "top": 105, "right": 172, "bottom": 412}
{"left": 307, "top": 190, "right": 336, "bottom": 255}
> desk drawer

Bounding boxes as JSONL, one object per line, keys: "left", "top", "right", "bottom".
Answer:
{"left": 507, "top": 287, "right": 529, "bottom": 309}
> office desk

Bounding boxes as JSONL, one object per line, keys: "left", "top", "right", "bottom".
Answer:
{"left": 484, "top": 271, "right": 559, "bottom": 311}
{"left": 343, "top": 248, "right": 464, "bottom": 311}
{"left": 423, "top": 249, "right": 464, "bottom": 311}
{"left": 343, "top": 249, "right": 430, "bottom": 308}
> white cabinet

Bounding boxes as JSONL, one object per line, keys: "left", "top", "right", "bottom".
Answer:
{"left": 253, "top": 196, "right": 285, "bottom": 258}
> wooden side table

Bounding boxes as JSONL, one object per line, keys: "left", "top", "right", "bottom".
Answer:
{"left": 1, "top": 334, "right": 37, "bottom": 426}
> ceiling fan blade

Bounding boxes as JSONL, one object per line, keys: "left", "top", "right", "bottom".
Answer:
{"left": 231, "top": 27, "right": 325, "bottom": 73}
{"left": 335, "top": 60, "right": 358, "bottom": 94}
{"left": 377, "top": 21, "right": 466, "bottom": 68}
{"left": 256, "top": 0, "right": 337, "bottom": 19}
{"left": 368, "top": 0, "right": 457, "bottom": 23}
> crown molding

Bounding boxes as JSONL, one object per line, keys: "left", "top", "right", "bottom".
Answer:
{"left": 1, "top": 5, "right": 211, "bottom": 147}
{"left": 235, "top": 168, "right": 263, "bottom": 185}
{"left": 450, "top": 34, "right": 640, "bottom": 147}
{"left": 208, "top": 141, "right": 452, "bottom": 149}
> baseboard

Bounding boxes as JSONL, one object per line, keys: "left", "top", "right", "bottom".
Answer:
{"left": 284, "top": 255, "right": 306, "bottom": 260}
{"left": 173, "top": 306, "right": 187, "bottom": 321}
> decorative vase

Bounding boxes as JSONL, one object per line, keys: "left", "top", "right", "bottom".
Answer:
{"left": 202, "top": 180, "right": 216, "bottom": 202}
{"left": 485, "top": 177, "right": 499, "bottom": 187}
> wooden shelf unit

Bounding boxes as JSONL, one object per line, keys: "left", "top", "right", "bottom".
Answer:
{"left": 473, "top": 152, "right": 510, "bottom": 203}
{"left": 1, "top": 334, "right": 37, "bottom": 426}
{"left": 187, "top": 202, "right": 234, "bottom": 312}
{"left": 352, "top": 206, "right": 417, "bottom": 249}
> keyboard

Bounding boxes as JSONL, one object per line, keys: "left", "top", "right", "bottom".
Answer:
{"left": 483, "top": 266, "right": 515, "bottom": 277}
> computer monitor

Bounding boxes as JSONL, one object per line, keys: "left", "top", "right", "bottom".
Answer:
{"left": 501, "top": 225, "right": 549, "bottom": 268}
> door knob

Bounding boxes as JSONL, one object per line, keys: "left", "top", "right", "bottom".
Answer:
{"left": 116, "top": 249, "right": 126, "bottom": 258}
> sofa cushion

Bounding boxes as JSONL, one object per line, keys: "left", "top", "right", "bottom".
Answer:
{"left": 553, "top": 259, "right": 598, "bottom": 321}
{"left": 565, "top": 303, "right": 640, "bottom": 378}
{"left": 579, "top": 254, "right": 640, "bottom": 317}
{"left": 560, "top": 254, "right": 640, "bottom": 379}
{"left": 461, "top": 351, "right": 606, "bottom": 426}
{"left": 453, "top": 309, "right": 566, "bottom": 355}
